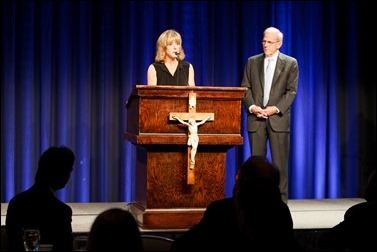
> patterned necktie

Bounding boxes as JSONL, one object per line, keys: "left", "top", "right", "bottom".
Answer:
{"left": 263, "top": 58, "right": 273, "bottom": 107}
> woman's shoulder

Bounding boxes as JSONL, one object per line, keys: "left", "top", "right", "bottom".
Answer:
{"left": 152, "top": 61, "right": 164, "bottom": 67}
{"left": 180, "top": 60, "right": 191, "bottom": 67}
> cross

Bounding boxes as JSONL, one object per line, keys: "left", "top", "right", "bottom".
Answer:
{"left": 169, "top": 92, "right": 214, "bottom": 185}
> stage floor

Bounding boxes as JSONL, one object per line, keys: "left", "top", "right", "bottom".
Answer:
{"left": 1, "top": 198, "right": 365, "bottom": 233}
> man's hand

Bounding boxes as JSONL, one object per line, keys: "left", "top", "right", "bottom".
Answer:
{"left": 251, "top": 105, "right": 278, "bottom": 118}
{"left": 251, "top": 105, "right": 268, "bottom": 119}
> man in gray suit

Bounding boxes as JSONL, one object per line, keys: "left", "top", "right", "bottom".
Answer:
{"left": 241, "top": 27, "right": 299, "bottom": 203}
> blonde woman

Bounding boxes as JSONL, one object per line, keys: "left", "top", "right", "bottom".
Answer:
{"left": 147, "top": 29, "right": 195, "bottom": 86}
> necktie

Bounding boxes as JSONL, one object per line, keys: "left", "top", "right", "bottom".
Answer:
{"left": 263, "top": 58, "right": 273, "bottom": 107}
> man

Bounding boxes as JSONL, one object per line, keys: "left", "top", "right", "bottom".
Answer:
{"left": 6, "top": 146, "right": 76, "bottom": 251}
{"left": 241, "top": 26, "right": 299, "bottom": 202}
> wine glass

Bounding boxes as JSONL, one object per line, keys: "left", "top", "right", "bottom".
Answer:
{"left": 23, "top": 228, "right": 41, "bottom": 251}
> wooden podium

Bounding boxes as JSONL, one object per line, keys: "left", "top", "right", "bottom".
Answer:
{"left": 124, "top": 85, "right": 246, "bottom": 229}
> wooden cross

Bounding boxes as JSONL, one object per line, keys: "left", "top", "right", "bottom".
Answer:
{"left": 169, "top": 92, "right": 214, "bottom": 185}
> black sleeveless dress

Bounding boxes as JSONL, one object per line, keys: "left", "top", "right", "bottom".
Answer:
{"left": 152, "top": 61, "right": 190, "bottom": 86}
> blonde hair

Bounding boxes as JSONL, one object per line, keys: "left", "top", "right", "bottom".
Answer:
{"left": 155, "top": 29, "right": 186, "bottom": 62}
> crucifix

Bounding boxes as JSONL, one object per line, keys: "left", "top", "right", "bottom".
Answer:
{"left": 169, "top": 92, "right": 214, "bottom": 185}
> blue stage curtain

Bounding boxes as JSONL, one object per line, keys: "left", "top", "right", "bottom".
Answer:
{"left": 1, "top": 1, "right": 375, "bottom": 202}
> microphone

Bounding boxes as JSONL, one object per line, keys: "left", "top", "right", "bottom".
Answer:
{"left": 174, "top": 52, "right": 180, "bottom": 57}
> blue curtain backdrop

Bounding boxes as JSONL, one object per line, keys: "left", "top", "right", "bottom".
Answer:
{"left": 1, "top": 1, "right": 375, "bottom": 203}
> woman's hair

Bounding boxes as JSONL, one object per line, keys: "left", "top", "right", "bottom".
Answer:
{"left": 86, "top": 208, "right": 143, "bottom": 251}
{"left": 155, "top": 29, "right": 186, "bottom": 62}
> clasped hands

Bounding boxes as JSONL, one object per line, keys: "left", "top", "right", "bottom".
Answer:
{"left": 252, "top": 106, "right": 278, "bottom": 119}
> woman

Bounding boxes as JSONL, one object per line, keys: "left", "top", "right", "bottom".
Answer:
{"left": 147, "top": 29, "right": 195, "bottom": 86}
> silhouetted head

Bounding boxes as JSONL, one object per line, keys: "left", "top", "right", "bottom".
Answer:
{"left": 234, "top": 156, "right": 293, "bottom": 249}
{"left": 234, "top": 176, "right": 292, "bottom": 249}
{"left": 34, "top": 146, "right": 75, "bottom": 191}
{"left": 86, "top": 208, "right": 143, "bottom": 251}
{"left": 233, "top": 156, "right": 280, "bottom": 196}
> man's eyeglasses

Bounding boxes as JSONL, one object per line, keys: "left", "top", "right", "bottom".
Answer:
{"left": 262, "top": 40, "right": 279, "bottom": 45}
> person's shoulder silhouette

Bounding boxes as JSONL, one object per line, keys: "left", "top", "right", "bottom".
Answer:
{"left": 318, "top": 168, "right": 377, "bottom": 252}
{"left": 86, "top": 208, "right": 143, "bottom": 251}
{"left": 6, "top": 146, "right": 76, "bottom": 251}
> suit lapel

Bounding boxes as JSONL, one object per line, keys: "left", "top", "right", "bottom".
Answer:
{"left": 258, "top": 55, "right": 265, "bottom": 90}
{"left": 273, "top": 53, "right": 286, "bottom": 85}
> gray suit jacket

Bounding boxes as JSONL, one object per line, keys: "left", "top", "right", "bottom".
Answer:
{"left": 241, "top": 52, "right": 299, "bottom": 132}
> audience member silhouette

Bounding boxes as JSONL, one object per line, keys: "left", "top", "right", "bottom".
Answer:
{"left": 234, "top": 176, "right": 295, "bottom": 250}
{"left": 86, "top": 208, "right": 143, "bottom": 251}
{"left": 170, "top": 155, "right": 299, "bottom": 251}
{"left": 6, "top": 146, "right": 76, "bottom": 251}
{"left": 318, "top": 168, "right": 377, "bottom": 252}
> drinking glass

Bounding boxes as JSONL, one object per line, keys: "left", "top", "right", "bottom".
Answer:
{"left": 73, "top": 235, "right": 88, "bottom": 251}
{"left": 23, "top": 228, "right": 41, "bottom": 251}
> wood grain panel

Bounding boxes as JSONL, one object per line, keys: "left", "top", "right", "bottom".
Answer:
{"left": 125, "top": 85, "right": 245, "bottom": 229}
